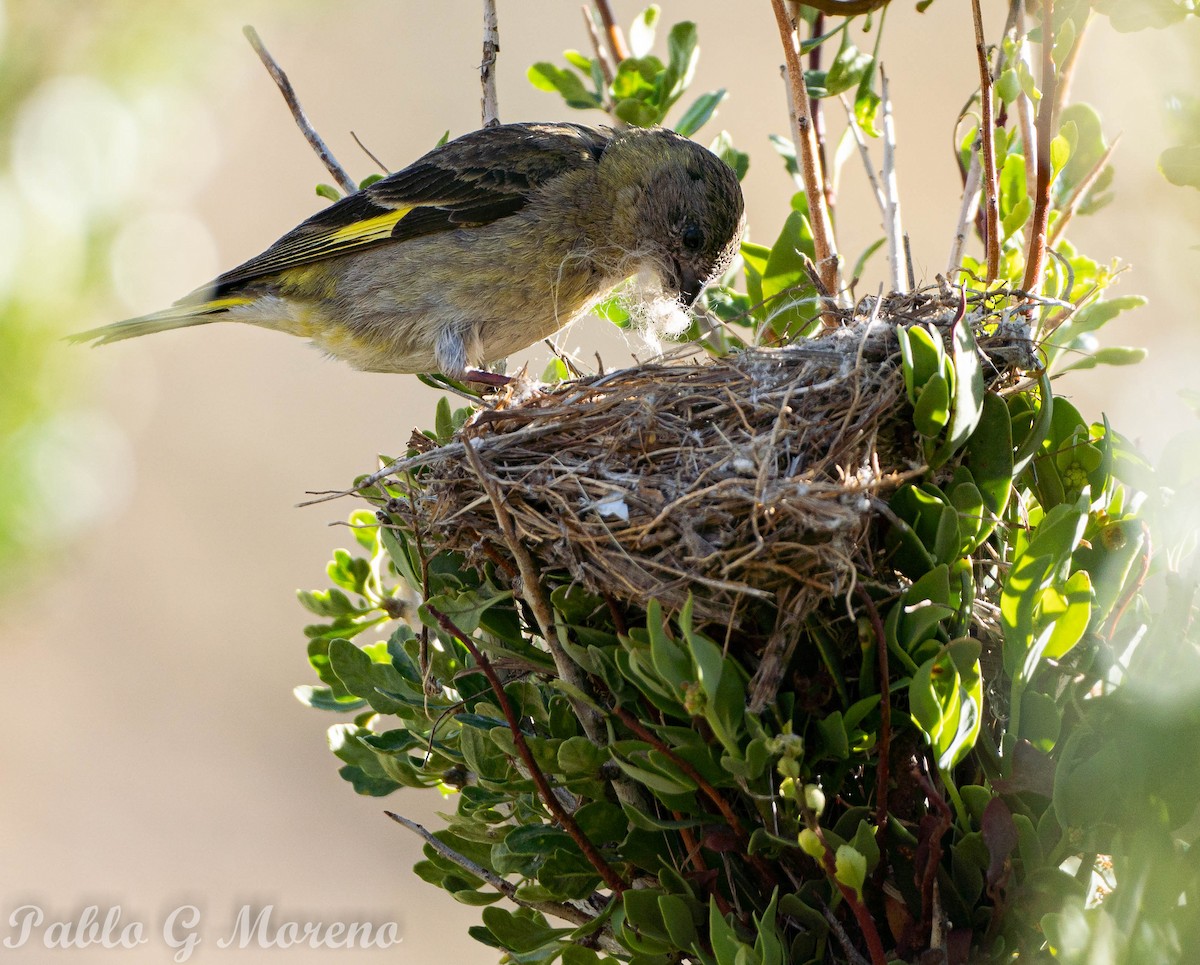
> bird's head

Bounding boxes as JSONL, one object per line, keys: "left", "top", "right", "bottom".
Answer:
{"left": 601, "top": 128, "right": 746, "bottom": 308}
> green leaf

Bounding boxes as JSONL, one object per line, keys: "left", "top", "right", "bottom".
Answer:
{"left": 913, "top": 374, "right": 951, "bottom": 436}
{"left": 996, "top": 68, "right": 1021, "bottom": 104}
{"left": 1056, "top": 345, "right": 1148, "bottom": 372}
{"left": 834, "top": 845, "right": 867, "bottom": 901}
{"left": 930, "top": 319, "right": 986, "bottom": 467}
{"left": 628, "top": 5, "right": 660, "bottom": 58}
{"left": 527, "top": 63, "right": 602, "bottom": 110}
{"left": 1160, "top": 144, "right": 1200, "bottom": 188}
{"left": 824, "top": 37, "right": 873, "bottom": 97}
{"left": 674, "top": 89, "right": 726, "bottom": 136}
{"left": 709, "top": 130, "right": 749, "bottom": 181}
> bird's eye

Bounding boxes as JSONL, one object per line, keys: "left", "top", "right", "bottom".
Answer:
{"left": 681, "top": 225, "right": 704, "bottom": 251}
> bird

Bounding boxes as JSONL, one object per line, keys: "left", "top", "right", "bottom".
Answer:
{"left": 72, "top": 121, "right": 746, "bottom": 382}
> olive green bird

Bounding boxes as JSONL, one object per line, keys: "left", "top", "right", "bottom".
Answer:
{"left": 72, "top": 122, "right": 745, "bottom": 381}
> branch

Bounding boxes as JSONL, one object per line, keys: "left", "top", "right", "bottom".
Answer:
{"left": 426, "top": 604, "right": 629, "bottom": 895}
{"left": 384, "top": 811, "right": 624, "bottom": 951}
{"left": 805, "top": 815, "right": 889, "bottom": 965}
{"left": 1014, "top": 4, "right": 1039, "bottom": 212}
{"left": 1047, "top": 136, "right": 1119, "bottom": 247}
{"left": 800, "top": 0, "right": 891, "bottom": 12}
{"left": 770, "top": 0, "right": 841, "bottom": 322}
{"left": 581, "top": 4, "right": 616, "bottom": 95}
{"left": 461, "top": 436, "right": 595, "bottom": 725}
{"left": 880, "top": 66, "right": 907, "bottom": 292}
{"left": 612, "top": 706, "right": 745, "bottom": 837}
{"left": 480, "top": 0, "right": 501, "bottom": 127}
{"left": 592, "top": 0, "right": 629, "bottom": 63}
{"left": 970, "top": 0, "right": 1001, "bottom": 282}
{"left": 841, "top": 95, "right": 887, "bottom": 218}
{"left": 946, "top": 132, "right": 983, "bottom": 277}
{"left": 242, "top": 25, "right": 357, "bottom": 196}
{"left": 798, "top": 5, "right": 834, "bottom": 211}
{"left": 1022, "top": 0, "right": 1058, "bottom": 294}
{"left": 855, "top": 587, "right": 891, "bottom": 837}
{"left": 460, "top": 435, "right": 647, "bottom": 814}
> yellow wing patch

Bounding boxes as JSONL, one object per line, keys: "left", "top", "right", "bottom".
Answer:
{"left": 329, "top": 207, "right": 413, "bottom": 245}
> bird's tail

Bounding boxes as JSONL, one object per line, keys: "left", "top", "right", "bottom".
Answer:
{"left": 67, "top": 296, "right": 253, "bottom": 346}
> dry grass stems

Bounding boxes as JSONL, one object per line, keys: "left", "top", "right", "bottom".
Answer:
{"left": 381, "top": 284, "right": 1034, "bottom": 709}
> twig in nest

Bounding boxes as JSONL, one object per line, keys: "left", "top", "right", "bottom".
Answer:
{"left": 970, "top": 0, "right": 1001, "bottom": 282}
{"left": 1023, "top": 0, "right": 1058, "bottom": 295}
{"left": 880, "top": 66, "right": 908, "bottom": 292}
{"left": 770, "top": 0, "right": 841, "bottom": 323}
{"left": 480, "top": 0, "right": 501, "bottom": 128}
{"left": 242, "top": 25, "right": 357, "bottom": 196}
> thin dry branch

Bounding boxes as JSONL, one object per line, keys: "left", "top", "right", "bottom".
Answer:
{"left": 592, "top": 0, "right": 629, "bottom": 63}
{"left": 770, "top": 0, "right": 841, "bottom": 320}
{"left": 1023, "top": 0, "right": 1057, "bottom": 294}
{"left": 581, "top": 4, "right": 616, "bottom": 94}
{"left": 970, "top": 0, "right": 1001, "bottom": 282}
{"left": 841, "top": 95, "right": 887, "bottom": 216}
{"left": 1015, "top": 4, "right": 1039, "bottom": 209}
{"left": 801, "top": 0, "right": 890, "bottom": 11}
{"left": 242, "top": 25, "right": 357, "bottom": 196}
{"left": 880, "top": 67, "right": 907, "bottom": 292}
{"left": 480, "top": 0, "right": 501, "bottom": 127}
{"left": 1048, "top": 136, "right": 1119, "bottom": 246}
{"left": 385, "top": 811, "right": 623, "bottom": 947}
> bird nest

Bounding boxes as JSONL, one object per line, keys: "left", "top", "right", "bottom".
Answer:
{"left": 396, "top": 285, "right": 1033, "bottom": 651}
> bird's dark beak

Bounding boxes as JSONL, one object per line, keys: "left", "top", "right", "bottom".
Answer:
{"left": 676, "top": 263, "right": 706, "bottom": 306}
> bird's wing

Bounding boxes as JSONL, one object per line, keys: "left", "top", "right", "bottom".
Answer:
{"left": 208, "top": 123, "right": 611, "bottom": 294}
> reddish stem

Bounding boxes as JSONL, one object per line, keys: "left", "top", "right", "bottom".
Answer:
{"left": 428, "top": 604, "right": 628, "bottom": 895}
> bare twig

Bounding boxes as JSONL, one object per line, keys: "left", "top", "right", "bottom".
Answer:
{"left": 770, "top": 0, "right": 841, "bottom": 321}
{"left": 880, "top": 66, "right": 907, "bottom": 292}
{"left": 480, "top": 0, "right": 501, "bottom": 127}
{"left": 581, "top": 4, "right": 616, "bottom": 94}
{"left": 856, "top": 586, "right": 891, "bottom": 836}
{"left": 970, "top": 0, "right": 1001, "bottom": 282}
{"left": 842, "top": 95, "right": 887, "bottom": 216}
{"left": 798, "top": 5, "right": 835, "bottom": 211}
{"left": 1047, "top": 136, "right": 1119, "bottom": 246}
{"left": 350, "top": 131, "right": 389, "bottom": 174}
{"left": 1023, "top": 0, "right": 1057, "bottom": 295}
{"left": 1014, "top": 4, "right": 1039, "bottom": 210}
{"left": 947, "top": 0, "right": 1021, "bottom": 277}
{"left": 426, "top": 603, "right": 629, "bottom": 895}
{"left": 592, "top": 0, "right": 629, "bottom": 63}
{"left": 946, "top": 136, "right": 984, "bottom": 276}
{"left": 800, "top": 0, "right": 890, "bottom": 12}
{"left": 242, "top": 25, "right": 357, "bottom": 196}
{"left": 386, "top": 811, "right": 624, "bottom": 948}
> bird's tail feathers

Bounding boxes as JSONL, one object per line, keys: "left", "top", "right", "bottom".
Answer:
{"left": 67, "top": 296, "right": 253, "bottom": 346}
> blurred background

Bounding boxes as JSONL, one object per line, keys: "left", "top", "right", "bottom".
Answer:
{"left": 0, "top": 1, "right": 1196, "bottom": 961}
